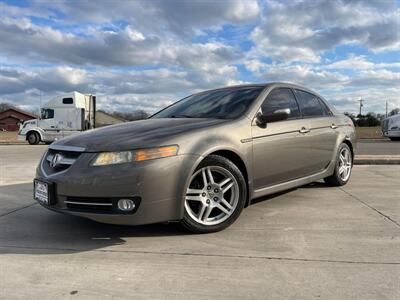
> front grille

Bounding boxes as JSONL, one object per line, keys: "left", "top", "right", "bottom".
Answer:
{"left": 42, "top": 148, "right": 81, "bottom": 175}
{"left": 64, "top": 196, "right": 140, "bottom": 214}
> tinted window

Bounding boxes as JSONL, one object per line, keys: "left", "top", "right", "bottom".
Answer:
{"left": 41, "top": 109, "right": 54, "bottom": 119}
{"left": 261, "top": 88, "right": 300, "bottom": 119}
{"left": 63, "top": 98, "right": 73, "bottom": 104}
{"left": 152, "top": 87, "right": 264, "bottom": 119}
{"left": 317, "top": 97, "right": 331, "bottom": 116}
{"left": 295, "top": 90, "right": 325, "bottom": 117}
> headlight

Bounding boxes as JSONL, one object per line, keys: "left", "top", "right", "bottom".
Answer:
{"left": 91, "top": 145, "right": 179, "bottom": 166}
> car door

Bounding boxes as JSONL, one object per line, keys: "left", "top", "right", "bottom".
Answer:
{"left": 40, "top": 108, "right": 59, "bottom": 138}
{"left": 294, "top": 89, "right": 338, "bottom": 173}
{"left": 251, "top": 88, "right": 313, "bottom": 190}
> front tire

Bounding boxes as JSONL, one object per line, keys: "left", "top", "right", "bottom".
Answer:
{"left": 181, "top": 155, "right": 247, "bottom": 233}
{"left": 324, "top": 143, "right": 352, "bottom": 186}
{"left": 27, "top": 132, "right": 40, "bottom": 145}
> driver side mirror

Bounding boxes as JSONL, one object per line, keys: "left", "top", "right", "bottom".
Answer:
{"left": 256, "top": 108, "right": 291, "bottom": 127}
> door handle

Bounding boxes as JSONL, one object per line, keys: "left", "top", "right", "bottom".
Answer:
{"left": 299, "top": 127, "right": 310, "bottom": 134}
{"left": 331, "top": 124, "right": 338, "bottom": 129}
{"left": 50, "top": 126, "right": 55, "bottom": 128}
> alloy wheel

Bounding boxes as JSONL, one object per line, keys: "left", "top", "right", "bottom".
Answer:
{"left": 185, "top": 166, "right": 239, "bottom": 226}
{"left": 338, "top": 147, "right": 352, "bottom": 182}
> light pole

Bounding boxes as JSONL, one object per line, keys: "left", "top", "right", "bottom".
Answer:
{"left": 386, "top": 100, "right": 388, "bottom": 118}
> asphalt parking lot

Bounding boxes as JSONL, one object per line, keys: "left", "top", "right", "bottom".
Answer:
{"left": 0, "top": 145, "right": 399, "bottom": 299}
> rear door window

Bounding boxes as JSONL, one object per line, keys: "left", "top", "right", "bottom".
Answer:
{"left": 317, "top": 97, "right": 332, "bottom": 116}
{"left": 261, "top": 88, "right": 300, "bottom": 119}
{"left": 295, "top": 90, "right": 326, "bottom": 118}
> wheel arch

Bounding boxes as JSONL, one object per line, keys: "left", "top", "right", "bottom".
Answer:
{"left": 342, "top": 138, "right": 354, "bottom": 161}
{"left": 26, "top": 129, "right": 43, "bottom": 142}
{"left": 204, "top": 149, "right": 251, "bottom": 207}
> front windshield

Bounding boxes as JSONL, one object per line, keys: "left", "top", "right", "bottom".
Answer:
{"left": 152, "top": 86, "right": 264, "bottom": 119}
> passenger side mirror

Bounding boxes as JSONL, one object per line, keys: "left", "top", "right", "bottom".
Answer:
{"left": 256, "top": 108, "right": 291, "bottom": 127}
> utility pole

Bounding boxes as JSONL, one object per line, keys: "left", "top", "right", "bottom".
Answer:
{"left": 357, "top": 99, "right": 364, "bottom": 116}
{"left": 386, "top": 100, "right": 388, "bottom": 118}
{"left": 39, "top": 90, "right": 42, "bottom": 126}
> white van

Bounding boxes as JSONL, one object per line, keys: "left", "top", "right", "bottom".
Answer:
{"left": 382, "top": 114, "right": 400, "bottom": 141}
{"left": 18, "top": 92, "right": 96, "bottom": 144}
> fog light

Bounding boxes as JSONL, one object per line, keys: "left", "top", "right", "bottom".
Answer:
{"left": 117, "top": 199, "right": 135, "bottom": 212}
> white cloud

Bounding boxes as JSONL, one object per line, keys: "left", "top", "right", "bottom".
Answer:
{"left": 0, "top": 0, "right": 399, "bottom": 116}
{"left": 0, "top": 17, "right": 243, "bottom": 73}
{"left": 250, "top": 0, "right": 400, "bottom": 62}
{"left": 325, "top": 55, "right": 400, "bottom": 70}
{"left": 0, "top": 64, "right": 240, "bottom": 113}
{"left": 47, "top": 0, "right": 260, "bottom": 36}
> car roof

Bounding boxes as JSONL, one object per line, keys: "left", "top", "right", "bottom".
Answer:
{"left": 195, "top": 82, "right": 338, "bottom": 114}
{"left": 200, "top": 82, "right": 317, "bottom": 93}
{"left": 197, "top": 82, "right": 326, "bottom": 100}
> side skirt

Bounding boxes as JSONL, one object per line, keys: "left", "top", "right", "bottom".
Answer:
{"left": 251, "top": 166, "right": 334, "bottom": 201}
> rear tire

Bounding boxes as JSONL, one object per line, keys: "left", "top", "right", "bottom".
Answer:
{"left": 181, "top": 155, "right": 247, "bottom": 234}
{"left": 389, "top": 137, "right": 400, "bottom": 141}
{"left": 27, "top": 132, "right": 40, "bottom": 145}
{"left": 324, "top": 143, "right": 352, "bottom": 186}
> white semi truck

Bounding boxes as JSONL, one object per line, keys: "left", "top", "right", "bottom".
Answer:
{"left": 381, "top": 114, "right": 400, "bottom": 141}
{"left": 18, "top": 91, "right": 96, "bottom": 145}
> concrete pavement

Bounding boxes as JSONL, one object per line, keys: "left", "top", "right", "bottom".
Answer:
{"left": 0, "top": 145, "right": 399, "bottom": 299}
{"left": 0, "top": 145, "right": 46, "bottom": 186}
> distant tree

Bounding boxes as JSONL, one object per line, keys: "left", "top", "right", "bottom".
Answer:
{"left": 389, "top": 108, "right": 400, "bottom": 116}
{"left": 98, "top": 109, "right": 150, "bottom": 121}
{"left": 0, "top": 102, "right": 14, "bottom": 112}
{"left": 112, "top": 109, "right": 149, "bottom": 121}
{"left": 344, "top": 112, "right": 356, "bottom": 125}
{"left": 376, "top": 113, "right": 386, "bottom": 121}
{"left": 356, "top": 112, "right": 381, "bottom": 127}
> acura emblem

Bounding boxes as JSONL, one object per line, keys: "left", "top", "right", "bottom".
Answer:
{"left": 50, "top": 153, "right": 63, "bottom": 168}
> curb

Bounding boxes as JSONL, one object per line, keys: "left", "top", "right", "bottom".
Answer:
{"left": 354, "top": 155, "right": 400, "bottom": 165}
{"left": 0, "top": 142, "right": 28, "bottom": 145}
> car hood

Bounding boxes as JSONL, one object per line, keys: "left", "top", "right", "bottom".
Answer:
{"left": 53, "top": 118, "right": 228, "bottom": 152}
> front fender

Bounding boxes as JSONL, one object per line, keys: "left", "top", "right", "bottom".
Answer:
{"left": 178, "top": 135, "right": 253, "bottom": 217}
{"left": 23, "top": 127, "right": 45, "bottom": 141}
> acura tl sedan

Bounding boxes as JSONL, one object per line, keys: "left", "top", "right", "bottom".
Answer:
{"left": 34, "top": 83, "right": 356, "bottom": 233}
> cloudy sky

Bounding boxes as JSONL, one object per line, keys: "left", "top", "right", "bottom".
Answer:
{"left": 0, "top": 0, "right": 399, "bottom": 115}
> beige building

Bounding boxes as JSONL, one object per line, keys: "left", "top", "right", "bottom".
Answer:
{"left": 95, "top": 111, "right": 126, "bottom": 127}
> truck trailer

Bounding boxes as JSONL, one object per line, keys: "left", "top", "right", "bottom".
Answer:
{"left": 18, "top": 92, "right": 96, "bottom": 145}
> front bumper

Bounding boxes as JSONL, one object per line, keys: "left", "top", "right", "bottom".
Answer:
{"left": 383, "top": 130, "right": 400, "bottom": 137}
{"left": 36, "top": 152, "right": 199, "bottom": 225}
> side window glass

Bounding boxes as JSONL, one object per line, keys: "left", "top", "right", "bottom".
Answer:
{"left": 295, "top": 90, "right": 325, "bottom": 117}
{"left": 317, "top": 97, "right": 331, "bottom": 116}
{"left": 63, "top": 98, "right": 73, "bottom": 104}
{"left": 41, "top": 109, "right": 54, "bottom": 119}
{"left": 261, "top": 88, "right": 300, "bottom": 119}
